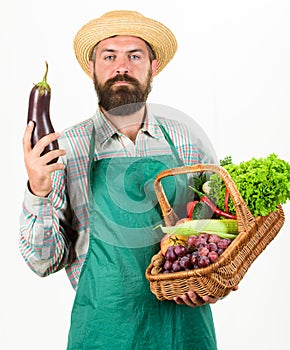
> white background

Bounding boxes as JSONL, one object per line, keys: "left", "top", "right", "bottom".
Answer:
{"left": 1, "top": 0, "right": 290, "bottom": 349}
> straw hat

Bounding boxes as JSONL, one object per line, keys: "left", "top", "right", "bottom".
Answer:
{"left": 73, "top": 10, "right": 177, "bottom": 77}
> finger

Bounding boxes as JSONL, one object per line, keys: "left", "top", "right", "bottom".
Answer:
{"left": 174, "top": 291, "right": 204, "bottom": 307}
{"left": 202, "top": 295, "right": 219, "bottom": 304}
{"left": 174, "top": 296, "right": 185, "bottom": 305}
{"left": 23, "top": 121, "right": 34, "bottom": 153}
{"left": 46, "top": 161, "right": 66, "bottom": 174}
{"left": 181, "top": 293, "right": 199, "bottom": 307}
{"left": 40, "top": 148, "right": 66, "bottom": 165}
{"left": 186, "top": 291, "right": 205, "bottom": 306}
{"left": 32, "top": 132, "right": 61, "bottom": 156}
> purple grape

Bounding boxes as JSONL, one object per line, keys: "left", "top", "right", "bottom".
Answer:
{"left": 165, "top": 246, "right": 177, "bottom": 261}
{"left": 208, "top": 251, "right": 219, "bottom": 263}
{"left": 224, "top": 238, "right": 232, "bottom": 246}
{"left": 208, "top": 242, "right": 218, "bottom": 252}
{"left": 166, "top": 245, "right": 174, "bottom": 253}
{"left": 187, "top": 235, "right": 197, "bottom": 247}
{"left": 217, "top": 248, "right": 224, "bottom": 256}
{"left": 179, "top": 256, "right": 192, "bottom": 269}
{"left": 198, "top": 233, "right": 209, "bottom": 241}
{"left": 198, "top": 246, "right": 209, "bottom": 257}
{"left": 198, "top": 256, "right": 210, "bottom": 268}
{"left": 163, "top": 260, "right": 173, "bottom": 271}
{"left": 195, "top": 238, "right": 207, "bottom": 247}
{"left": 217, "top": 238, "right": 232, "bottom": 250}
{"left": 191, "top": 251, "right": 199, "bottom": 266}
{"left": 174, "top": 244, "right": 188, "bottom": 257}
{"left": 208, "top": 234, "right": 220, "bottom": 244}
{"left": 162, "top": 227, "right": 233, "bottom": 273}
{"left": 172, "top": 260, "right": 182, "bottom": 272}
{"left": 197, "top": 242, "right": 207, "bottom": 249}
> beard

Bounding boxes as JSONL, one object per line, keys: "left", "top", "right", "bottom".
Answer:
{"left": 93, "top": 71, "right": 152, "bottom": 116}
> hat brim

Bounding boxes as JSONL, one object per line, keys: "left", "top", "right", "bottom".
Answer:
{"left": 73, "top": 11, "right": 177, "bottom": 77}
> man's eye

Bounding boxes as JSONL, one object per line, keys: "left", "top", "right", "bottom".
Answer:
{"left": 130, "top": 54, "right": 140, "bottom": 60}
{"left": 105, "top": 55, "right": 114, "bottom": 61}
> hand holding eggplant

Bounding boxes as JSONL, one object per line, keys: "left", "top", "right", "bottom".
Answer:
{"left": 23, "top": 62, "right": 66, "bottom": 197}
{"left": 23, "top": 123, "right": 65, "bottom": 197}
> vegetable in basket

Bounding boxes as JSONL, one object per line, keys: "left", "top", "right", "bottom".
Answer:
{"left": 189, "top": 187, "right": 237, "bottom": 219}
{"left": 161, "top": 231, "right": 234, "bottom": 272}
{"left": 208, "top": 153, "right": 290, "bottom": 217}
{"left": 157, "top": 218, "right": 239, "bottom": 273}
{"left": 161, "top": 218, "right": 238, "bottom": 238}
{"left": 186, "top": 168, "right": 237, "bottom": 220}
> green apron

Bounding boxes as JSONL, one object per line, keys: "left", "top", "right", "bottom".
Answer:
{"left": 67, "top": 124, "right": 217, "bottom": 350}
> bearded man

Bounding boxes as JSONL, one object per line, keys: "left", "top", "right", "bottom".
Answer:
{"left": 20, "top": 10, "right": 221, "bottom": 350}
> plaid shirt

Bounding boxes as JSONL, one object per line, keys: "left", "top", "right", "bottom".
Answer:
{"left": 19, "top": 106, "right": 216, "bottom": 290}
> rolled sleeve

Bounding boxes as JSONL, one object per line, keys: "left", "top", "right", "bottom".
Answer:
{"left": 19, "top": 172, "right": 70, "bottom": 277}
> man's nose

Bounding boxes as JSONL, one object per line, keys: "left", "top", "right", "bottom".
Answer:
{"left": 115, "top": 58, "right": 129, "bottom": 74}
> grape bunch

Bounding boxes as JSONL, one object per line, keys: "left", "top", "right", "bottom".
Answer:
{"left": 162, "top": 233, "right": 232, "bottom": 273}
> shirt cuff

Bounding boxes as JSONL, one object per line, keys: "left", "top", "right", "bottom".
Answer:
{"left": 23, "top": 186, "right": 53, "bottom": 215}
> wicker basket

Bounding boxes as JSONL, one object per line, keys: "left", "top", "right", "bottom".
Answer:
{"left": 145, "top": 164, "right": 285, "bottom": 300}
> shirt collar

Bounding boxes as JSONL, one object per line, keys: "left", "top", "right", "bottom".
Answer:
{"left": 141, "top": 108, "right": 165, "bottom": 140}
{"left": 92, "top": 105, "right": 165, "bottom": 146}
{"left": 93, "top": 107, "right": 118, "bottom": 146}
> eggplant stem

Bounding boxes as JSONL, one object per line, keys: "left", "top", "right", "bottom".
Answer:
{"left": 36, "top": 61, "right": 51, "bottom": 94}
{"left": 43, "top": 61, "right": 49, "bottom": 83}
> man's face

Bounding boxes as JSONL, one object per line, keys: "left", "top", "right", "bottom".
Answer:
{"left": 89, "top": 36, "right": 158, "bottom": 115}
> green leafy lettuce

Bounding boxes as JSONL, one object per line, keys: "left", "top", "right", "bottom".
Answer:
{"left": 208, "top": 153, "right": 290, "bottom": 217}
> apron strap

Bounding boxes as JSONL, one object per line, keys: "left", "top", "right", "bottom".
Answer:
{"left": 154, "top": 117, "right": 184, "bottom": 167}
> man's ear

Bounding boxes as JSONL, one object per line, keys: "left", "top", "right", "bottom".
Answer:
{"left": 151, "top": 59, "right": 158, "bottom": 78}
{"left": 88, "top": 61, "right": 94, "bottom": 79}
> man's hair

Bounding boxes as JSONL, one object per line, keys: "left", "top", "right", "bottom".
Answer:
{"left": 89, "top": 37, "right": 156, "bottom": 64}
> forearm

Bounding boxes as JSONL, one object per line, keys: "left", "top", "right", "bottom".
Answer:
{"left": 19, "top": 171, "right": 71, "bottom": 276}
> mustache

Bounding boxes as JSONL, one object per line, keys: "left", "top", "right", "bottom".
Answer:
{"left": 105, "top": 74, "right": 140, "bottom": 88}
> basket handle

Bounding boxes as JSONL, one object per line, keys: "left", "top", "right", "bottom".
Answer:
{"left": 154, "top": 164, "right": 256, "bottom": 230}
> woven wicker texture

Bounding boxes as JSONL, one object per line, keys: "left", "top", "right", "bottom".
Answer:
{"left": 145, "top": 164, "right": 285, "bottom": 300}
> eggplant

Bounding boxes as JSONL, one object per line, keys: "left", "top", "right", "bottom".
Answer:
{"left": 27, "top": 61, "right": 59, "bottom": 164}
